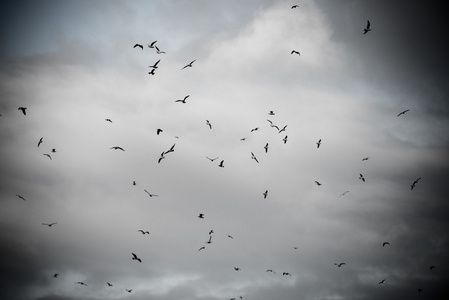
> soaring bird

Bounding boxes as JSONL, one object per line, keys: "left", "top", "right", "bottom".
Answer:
{"left": 315, "top": 181, "right": 322, "bottom": 186}
{"left": 156, "top": 128, "right": 163, "bottom": 135}
{"left": 264, "top": 143, "right": 269, "bottom": 153}
{"left": 250, "top": 127, "right": 259, "bottom": 132}
{"left": 359, "top": 174, "right": 365, "bottom": 182}
{"left": 267, "top": 119, "right": 279, "bottom": 130}
{"left": 240, "top": 138, "right": 246, "bottom": 141}
{"left": 198, "top": 213, "right": 204, "bottom": 219}
{"left": 51, "top": 148, "right": 56, "bottom": 153}
{"left": 251, "top": 152, "right": 259, "bottom": 163}
{"left": 339, "top": 191, "right": 349, "bottom": 197}
{"left": 379, "top": 279, "right": 386, "bottom": 284}
{"left": 43, "top": 154, "right": 52, "bottom": 160}
{"left": 165, "top": 143, "right": 176, "bottom": 154}
{"left": 266, "top": 269, "right": 274, "bottom": 273}
{"left": 411, "top": 177, "right": 421, "bottom": 190}
{"left": 363, "top": 20, "right": 371, "bottom": 34}
{"left": 158, "top": 153, "right": 165, "bottom": 163}
{"left": 18, "top": 107, "right": 27, "bottom": 115}
{"left": 133, "top": 181, "right": 136, "bottom": 186}
{"left": 316, "top": 139, "right": 321, "bottom": 148}
{"left": 107, "top": 282, "right": 113, "bottom": 287}
{"left": 206, "top": 235, "right": 212, "bottom": 244}
{"left": 110, "top": 146, "right": 125, "bottom": 151}
{"left": 218, "top": 160, "right": 225, "bottom": 168}
{"left": 16, "top": 194, "right": 26, "bottom": 201}
{"left": 175, "top": 95, "right": 190, "bottom": 103}
{"left": 334, "top": 263, "right": 346, "bottom": 267}
{"left": 38, "top": 137, "right": 43, "bottom": 147}
{"left": 75, "top": 282, "right": 87, "bottom": 286}
{"left": 131, "top": 253, "right": 142, "bottom": 262}
{"left": 126, "top": 289, "right": 132, "bottom": 293}
{"left": 206, "top": 156, "right": 219, "bottom": 162}
{"left": 234, "top": 267, "right": 241, "bottom": 271}
{"left": 148, "top": 59, "right": 161, "bottom": 69}
{"left": 148, "top": 68, "right": 156, "bottom": 75}
{"left": 198, "top": 246, "right": 205, "bottom": 251}
{"left": 155, "top": 45, "right": 165, "bottom": 54}
{"left": 383, "top": 242, "right": 390, "bottom": 247}
{"left": 144, "top": 190, "right": 158, "bottom": 197}
{"left": 227, "top": 234, "right": 234, "bottom": 239}
{"left": 209, "top": 230, "right": 214, "bottom": 235}
{"left": 53, "top": 273, "right": 59, "bottom": 278}
{"left": 430, "top": 265, "right": 436, "bottom": 270}
{"left": 133, "top": 44, "right": 143, "bottom": 50}
{"left": 263, "top": 190, "right": 268, "bottom": 199}
{"left": 138, "top": 230, "right": 150, "bottom": 235}
{"left": 268, "top": 111, "right": 275, "bottom": 115}
{"left": 362, "top": 157, "right": 369, "bottom": 161}
{"left": 283, "top": 135, "right": 288, "bottom": 144}
{"left": 283, "top": 272, "right": 292, "bottom": 276}
{"left": 291, "top": 5, "right": 299, "bottom": 9}
{"left": 397, "top": 109, "right": 410, "bottom": 116}
{"left": 42, "top": 222, "right": 57, "bottom": 227}
{"left": 148, "top": 40, "right": 157, "bottom": 48}
{"left": 181, "top": 59, "right": 196, "bottom": 70}
{"left": 291, "top": 50, "right": 300, "bottom": 55}
{"left": 105, "top": 118, "right": 112, "bottom": 123}
{"left": 206, "top": 120, "right": 212, "bottom": 129}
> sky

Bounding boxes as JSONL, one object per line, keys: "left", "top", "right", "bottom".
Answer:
{"left": 0, "top": 0, "right": 448, "bottom": 299}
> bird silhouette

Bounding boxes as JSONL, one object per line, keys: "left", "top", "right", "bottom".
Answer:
{"left": 165, "top": 143, "right": 176, "bottom": 154}
{"left": 267, "top": 119, "right": 279, "bottom": 130}
{"left": 138, "top": 230, "right": 150, "bottom": 235}
{"left": 418, "top": 288, "right": 423, "bottom": 293}
{"left": 250, "top": 127, "right": 259, "bottom": 132}
{"left": 268, "top": 111, "right": 275, "bottom": 115}
{"left": 315, "top": 181, "right": 322, "bottom": 186}
{"left": 110, "top": 146, "right": 125, "bottom": 151}
{"left": 206, "top": 120, "right": 212, "bottom": 129}
{"left": 251, "top": 152, "right": 259, "bottom": 163}
{"left": 206, "top": 156, "right": 219, "bottom": 161}
{"left": 18, "top": 107, "right": 27, "bottom": 115}
{"left": 283, "top": 135, "right": 288, "bottom": 144}
{"left": 334, "top": 263, "right": 346, "bottom": 267}
{"left": 411, "top": 177, "right": 421, "bottom": 190}
{"left": 16, "top": 194, "right": 26, "bottom": 201}
{"left": 291, "top": 50, "right": 300, "bottom": 55}
{"left": 291, "top": 5, "right": 299, "bottom": 9}
{"left": 339, "top": 191, "right": 349, "bottom": 197}
{"left": 38, "top": 137, "right": 43, "bottom": 147}
{"left": 198, "top": 246, "right": 205, "bottom": 251}
{"left": 206, "top": 235, "right": 212, "bottom": 244}
{"left": 148, "top": 68, "right": 156, "bottom": 75}
{"left": 234, "top": 267, "right": 241, "bottom": 271}
{"left": 181, "top": 59, "right": 196, "bottom": 70}
{"left": 379, "top": 279, "right": 386, "bottom": 284}
{"left": 316, "top": 139, "right": 321, "bottom": 148}
{"left": 148, "top": 59, "right": 161, "bottom": 69}
{"left": 198, "top": 213, "right": 204, "bottom": 219}
{"left": 53, "top": 273, "right": 59, "bottom": 278}
{"left": 218, "top": 160, "right": 225, "bottom": 168}
{"left": 126, "top": 289, "right": 132, "bottom": 293}
{"left": 430, "top": 266, "right": 436, "bottom": 270}
{"left": 131, "top": 253, "right": 142, "bottom": 262}
{"left": 228, "top": 234, "right": 234, "bottom": 239}
{"left": 43, "top": 154, "right": 52, "bottom": 160}
{"left": 75, "top": 281, "right": 87, "bottom": 286}
{"left": 158, "top": 153, "right": 165, "bottom": 163}
{"left": 175, "top": 95, "right": 190, "bottom": 103}
{"left": 133, "top": 181, "right": 136, "bottom": 186}
{"left": 397, "top": 109, "right": 410, "bottom": 116}
{"left": 362, "top": 157, "right": 369, "bottom": 161}
{"left": 383, "top": 242, "right": 390, "bottom": 247}
{"left": 51, "top": 148, "right": 56, "bottom": 153}
{"left": 156, "top": 128, "right": 163, "bottom": 135}
{"left": 283, "top": 272, "right": 292, "bottom": 276}
{"left": 144, "top": 190, "right": 158, "bottom": 197}
{"left": 133, "top": 44, "right": 143, "bottom": 50}
{"left": 264, "top": 143, "right": 269, "bottom": 153}
{"left": 278, "top": 125, "right": 288, "bottom": 133}
{"left": 148, "top": 40, "right": 157, "bottom": 48}
{"left": 155, "top": 45, "right": 165, "bottom": 54}
{"left": 363, "top": 20, "right": 371, "bottom": 34}
{"left": 105, "top": 118, "right": 112, "bottom": 123}
{"left": 266, "top": 269, "right": 274, "bottom": 273}
{"left": 107, "top": 282, "right": 113, "bottom": 287}
{"left": 209, "top": 230, "right": 214, "bottom": 235}
{"left": 359, "top": 174, "right": 365, "bottom": 182}
{"left": 42, "top": 222, "right": 57, "bottom": 227}
{"left": 263, "top": 190, "right": 268, "bottom": 199}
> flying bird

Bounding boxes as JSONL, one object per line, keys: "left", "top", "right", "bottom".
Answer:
{"left": 315, "top": 181, "right": 322, "bottom": 186}
{"left": 42, "top": 222, "right": 57, "bottom": 227}
{"left": 278, "top": 125, "right": 288, "bottom": 133}
{"left": 227, "top": 234, "right": 234, "bottom": 239}
{"left": 131, "top": 253, "right": 142, "bottom": 263}
{"left": 126, "top": 289, "right": 132, "bottom": 293}
{"left": 359, "top": 174, "right": 365, "bottom": 182}
{"left": 283, "top": 272, "right": 292, "bottom": 276}
{"left": 133, "top": 44, "right": 143, "bottom": 50}
{"left": 363, "top": 20, "right": 371, "bottom": 34}
{"left": 430, "top": 266, "right": 436, "bottom": 270}
{"left": 175, "top": 95, "right": 190, "bottom": 103}
{"left": 218, "top": 160, "right": 224, "bottom": 168}
{"left": 291, "top": 5, "right": 299, "bottom": 9}
{"left": 283, "top": 135, "right": 288, "bottom": 144}
{"left": 43, "top": 154, "right": 52, "bottom": 160}
{"left": 339, "top": 191, "right": 349, "bottom": 197}
{"left": 148, "top": 68, "right": 156, "bottom": 75}
{"left": 206, "top": 120, "right": 212, "bottom": 129}
{"left": 75, "top": 282, "right": 87, "bottom": 286}
{"left": 209, "top": 230, "right": 214, "bottom": 235}
{"left": 206, "top": 156, "right": 219, "bottom": 162}
{"left": 138, "top": 230, "right": 150, "bottom": 235}
{"left": 158, "top": 153, "right": 165, "bottom": 163}
{"left": 334, "top": 263, "right": 346, "bottom": 267}
{"left": 263, "top": 190, "right": 268, "bottom": 199}
{"left": 53, "top": 274, "right": 59, "bottom": 278}
{"left": 18, "top": 107, "right": 27, "bottom": 115}
{"left": 155, "top": 45, "right": 165, "bottom": 54}
{"left": 291, "top": 50, "right": 300, "bottom": 55}
{"left": 16, "top": 194, "right": 26, "bottom": 201}
{"left": 316, "top": 139, "right": 321, "bottom": 148}
{"left": 379, "top": 279, "right": 386, "bottom": 285}
{"left": 411, "top": 177, "right": 421, "bottom": 190}
{"left": 38, "top": 137, "right": 43, "bottom": 147}
{"left": 156, "top": 128, "right": 163, "bottom": 135}
{"left": 266, "top": 269, "right": 274, "bottom": 273}
{"left": 264, "top": 143, "right": 269, "bottom": 153}
{"left": 250, "top": 127, "right": 259, "bottom": 132}
{"left": 206, "top": 235, "right": 212, "bottom": 244}
{"left": 362, "top": 157, "right": 369, "bottom": 161}
{"left": 267, "top": 119, "right": 279, "bottom": 130}
{"left": 105, "top": 118, "right": 112, "bottom": 123}
{"left": 107, "top": 282, "right": 113, "bottom": 287}
{"left": 383, "top": 242, "right": 390, "bottom": 247}
{"left": 268, "top": 111, "right": 275, "bottom": 115}
{"left": 198, "top": 246, "right": 205, "bottom": 251}
{"left": 110, "top": 146, "right": 125, "bottom": 151}
{"left": 148, "top": 40, "right": 157, "bottom": 48}
{"left": 133, "top": 181, "right": 136, "bottom": 186}
{"left": 165, "top": 143, "right": 176, "bottom": 154}
{"left": 181, "top": 59, "right": 196, "bottom": 70}
{"left": 144, "top": 190, "right": 158, "bottom": 197}
{"left": 148, "top": 59, "right": 161, "bottom": 69}
{"left": 51, "top": 148, "right": 56, "bottom": 153}
{"left": 198, "top": 213, "right": 204, "bottom": 219}
{"left": 397, "top": 109, "right": 410, "bottom": 116}
{"left": 234, "top": 267, "right": 241, "bottom": 271}
{"left": 251, "top": 152, "right": 259, "bottom": 163}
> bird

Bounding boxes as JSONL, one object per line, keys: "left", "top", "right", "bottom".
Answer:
{"left": 138, "top": 230, "right": 150, "bottom": 235}
{"left": 218, "top": 160, "right": 225, "bottom": 168}
{"left": 206, "top": 120, "right": 212, "bottom": 129}
{"left": 181, "top": 59, "right": 196, "bottom": 70}
{"left": 266, "top": 269, "right": 274, "bottom": 273}
{"left": 144, "top": 190, "right": 158, "bottom": 197}
{"left": 411, "top": 177, "right": 421, "bottom": 190}
{"left": 131, "top": 253, "right": 142, "bottom": 263}
{"left": 363, "top": 20, "right": 371, "bottom": 34}
{"left": 334, "top": 263, "right": 345, "bottom": 267}
{"left": 250, "top": 127, "right": 259, "bottom": 132}
{"left": 156, "top": 128, "right": 163, "bottom": 135}
{"left": 263, "top": 190, "right": 268, "bottom": 199}
{"left": 53, "top": 274, "right": 59, "bottom": 278}
{"left": 148, "top": 68, "right": 156, "bottom": 75}
{"left": 198, "top": 213, "right": 204, "bottom": 219}
{"left": 133, "top": 181, "right": 136, "bottom": 186}
{"left": 267, "top": 119, "right": 279, "bottom": 130}
{"left": 316, "top": 139, "right": 321, "bottom": 148}
{"left": 283, "top": 272, "right": 292, "bottom": 276}
{"left": 264, "top": 143, "right": 269, "bottom": 153}
{"left": 165, "top": 143, "right": 176, "bottom": 154}
{"left": 133, "top": 44, "right": 143, "bottom": 50}
{"left": 397, "top": 109, "right": 410, "bottom": 116}
{"left": 227, "top": 234, "right": 234, "bottom": 239}
{"left": 158, "top": 153, "right": 165, "bottom": 163}
{"left": 291, "top": 5, "right": 299, "bottom": 9}
{"left": 43, "top": 154, "right": 52, "bottom": 160}
{"left": 339, "top": 191, "right": 349, "bottom": 197}
{"left": 105, "top": 118, "right": 112, "bottom": 123}
{"left": 107, "top": 282, "right": 113, "bottom": 286}
{"left": 18, "top": 107, "right": 27, "bottom": 115}
{"left": 362, "top": 157, "right": 369, "bottom": 161}
{"left": 315, "top": 181, "right": 322, "bottom": 186}
{"left": 126, "top": 289, "right": 132, "bottom": 293}
{"left": 148, "top": 40, "right": 157, "bottom": 48}
{"left": 175, "top": 95, "right": 190, "bottom": 103}
{"left": 359, "top": 174, "right": 365, "bottom": 182}
{"left": 379, "top": 279, "right": 386, "bottom": 284}
{"left": 148, "top": 59, "right": 161, "bottom": 69}
{"left": 38, "top": 137, "right": 43, "bottom": 147}
{"left": 418, "top": 288, "right": 423, "bottom": 293}
{"left": 430, "top": 266, "right": 436, "bottom": 270}
{"left": 206, "top": 236, "right": 212, "bottom": 244}
{"left": 240, "top": 138, "right": 246, "bottom": 141}
{"left": 209, "top": 230, "right": 214, "bottom": 235}
{"left": 234, "top": 267, "right": 241, "bottom": 271}
{"left": 42, "top": 222, "right": 57, "bottom": 227}
{"left": 251, "top": 152, "right": 259, "bottom": 163}
{"left": 206, "top": 156, "right": 219, "bottom": 162}
{"left": 75, "top": 281, "right": 87, "bottom": 286}
{"left": 198, "top": 246, "right": 205, "bottom": 251}
{"left": 16, "top": 194, "right": 26, "bottom": 201}
{"left": 154, "top": 45, "right": 165, "bottom": 54}
{"left": 283, "top": 135, "right": 288, "bottom": 144}
{"left": 278, "top": 125, "right": 288, "bottom": 133}
{"left": 110, "top": 146, "right": 125, "bottom": 151}
{"left": 291, "top": 50, "right": 300, "bottom": 55}
{"left": 382, "top": 242, "right": 390, "bottom": 247}
{"left": 51, "top": 148, "right": 56, "bottom": 153}
{"left": 268, "top": 111, "right": 275, "bottom": 115}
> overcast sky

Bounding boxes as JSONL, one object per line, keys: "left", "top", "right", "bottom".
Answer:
{"left": 1, "top": 1, "right": 448, "bottom": 299}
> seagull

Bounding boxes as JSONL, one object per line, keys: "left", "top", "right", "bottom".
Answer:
{"left": 250, "top": 127, "right": 259, "bottom": 132}
{"left": 397, "top": 109, "right": 410, "bottom": 116}
{"left": 133, "top": 44, "right": 143, "bottom": 50}
{"left": 263, "top": 190, "right": 268, "bottom": 199}
{"left": 379, "top": 279, "right": 386, "bottom": 285}
{"left": 110, "top": 146, "right": 125, "bottom": 151}
{"left": 148, "top": 40, "right": 157, "bottom": 48}
{"left": 198, "top": 246, "right": 206, "bottom": 251}
{"left": 291, "top": 5, "right": 299, "bottom": 9}
{"left": 291, "top": 50, "right": 300, "bottom": 55}
{"left": 158, "top": 153, "right": 165, "bottom": 163}
{"left": 18, "top": 107, "right": 27, "bottom": 115}
{"left": 138, "top": 230, "right": 150, "bottom": 235}
{"left": 363, "top": 20, "right": 371, "bottom": 34}
{"left": 339, "top": 191, "right": 349, "bottom": 197}
{"left": 107, "top": 282, "right": 113, "bottom": 286}
{"left": 218, "top": 160, "right": 225, "bottom": 168}
{"left": 418, "top": 288, "right": 423, "bottom": 293}
{"left": 42, "top": 222, "right": 57, "bottom": 227}
{"left": 411, "top": 177, "right": 421, "bottom": 190}
{"left": 228, "top": 234, "right": 234, "bottom": 239}
{"left": 293, "top": 247, "right": 298, "bottom": 250}
{"left": 267, "top": 119, "right": 279, "bottom": 130}
{"left": 283, "top": 135, "right": 288, "bottom": 144}
{"left": 155, "top": 45, "right": 165, "bottom": 54}
{"left": 16, "top": 194, "right": 26, "bottom": 201}
{"left": 359, "top": 174, "right": 365, "bottom": 182}
{"left": 156, "top": 128, "right": 163, "bottom": 135}
{"left": 148, "top": 68, "right": 156, "bottom": 75}
{"left": 234, "top": 267, "right": 241, "bottom": 271}
{"left": 181, "top": 59, "right": 196, "bottom": 70}
{"left": 206, "top": 235, "right": 212, "bottom": 244}
{"left": 264, "top": 143, "right": 269, "bottom": 153}
{"left": 316, "top": 139, "right": 321, "bottom": 148}
{"left": 51, "top": 148, "right": 56, "bottom": 153}
{"left": 53, "top": 274, "right": 59, "bottom": 278}
{"left": 105, "top": 118, "right": 112, "bottom": 123}
{"left": 165, "top": 143, "right": 176, "bottom": 154}
{"left": 334, "top": 263, "right": 346, "bottom": 267}
{"left": 268, "top": 111, "right": 275, "bottom": 115}
{"left": 382, "top": 242, "right": 390, "bottom": 247}
{"left": 38, "top": 137, "right": 43, "bottom": 147}
{"left": 206, "top": 156, "right": 219, "bottom": 162}
{"left": 206, "top": 120, "right": 212, "bottom": 129}
{"left": 126, "top": 289, "right": 132, "bottom": 293}
{"left": 75, "top": 281, "right": 87, "bottom": 286}
{"left": 315, "top": 181, "right": 322, "bottom": 186}
{"left": 144, "top": 190, "right": 158, "bottom": 197}
{"left": 266, "top": 269, "right": 274, "bottom": 273}
{"left": 283, "top": 272, "right": 292, "bottom": 276}
{"left": 430, "top": 266, "right": 436, "bottom": 270}
{"left": 43, "top": 154, "right": 52, "bottom": 160}
{"left": 198, "top": 213, "right": 204, "bottom": 219}
{"left": 251, "top": 152, "right": 259, "bottom": 163}
{"left": 362, "top": 157, "right": 369, "bottom": 161}
{"left": 148, "top": 59, "right": 161, "bottom": 69}
{"left": 240, "top": 138, "right": 246, "bottom": 141}
{"left": 278, "top": 125, "right": 288, "bottom": 133}
{"left": 175, "top": 95, "right": 190, "bottom": 103}
{"left": 131, "top": 253, "right": 142, "bottom": 263}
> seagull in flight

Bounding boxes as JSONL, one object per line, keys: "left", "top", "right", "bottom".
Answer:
{"left": 133, "top": 44, "right": 143, "bottom": 50}
{"left": 175, "top": 95, "right": 190, "bottom": 103}
{"left": 430, "top": 265, "right": 436, "bottom": 270}
{"left": 283, "top": 135, "right": 288, "bottom": 144}
{"left": 316, "top": 139, "right": 321, "bottom": 148}
{"left": 291, "top": 50, "right": 300, "bottom": 55}
{"left": 16, "top": 194, "right": 26, "bottom": 201}
{"left": 53, "top": 273, "right": 59, "bottom": 278}
{"left": 334, "top": 263, "right": 346, "bottom": 267}
{"left": 218, "top": 160, "right": 224, "bottom": 168}
{"left": 43, "top": 154, "right": 52, "bottom": 160}
{"left": 234, "top": 267, "right": 241, "bottom": 271}
{"left": 250, "top": 127, "right": 259, "bottom": 132}
{"left": 339, "top": 191, "right": 349, "bottom": 197}
{"left": 18, "top": 107, "right": 27, "bottom": 115}
{"left": 198, "top": 246, "right": 206, "bottom": 251}
{"left": 363, "top": 20, "right": 371, "bottom": 34}
{"left": 75, "top": 281, "right": 87, "bottom": 286}
{"left": 206, "top": 120, "right": 212, "bottom": 129}
{"left": 397, "top": 109, "right": 410, "bottom": 116}
{"left": 206, "top": 156, "right": 219, "bottom": 162}
{"left": 51, "top": 148, "right": 56, "bottom": 153}
{"left": 42, "top": 222, "right": 57, "bottom": 227}
{"left": 181, "top": 59, "right": 196, "bottom": 70}
{"left": 382, "top": 242, "right": 390, "bottom": 247}
{"left": 155, "top": 45, "right": 165, "bottom": 54}
{"left": 268, "top": 111, "right": 275, "bottom": 115}
{"left": 251, "top": 152, "right": 259, "bottom": 163}
{"left": 411, "top": 177, "right": 421, "bottom": 190}
{"left": 291, "top": 5, "right": 299, "bottom": 9}
{"left": 263, "top": 190, "right": 268, "bottom": 199}
{"left": 144, "top": 190, "right": 158, "bottom": 197}
{"left": 38, "top": 137, "right": 43, "bottom": 147}
{"left": 131, "top": 253, "right": 142, "bottom": 262}
{"left": 362, "top": 157, "right": 369, "bottom": 161}
{"left": 105, "top": 118, "right": 112, "bottom": 123}
{"left": 138, "top": 230, "right": 150, "bottom": 235}
{"left": 156, "top": 128, "right": 163, "bottom": 135}
{"left": 278, "top": 125, "right": 288, "bottom": 133}
{"left": 267, "top": 119, "right": 279, "bottom": 130}
{"left": 148, "top": 59, "right": 161, "bottom": 69}
{"left": 206, "top": 235, "right": 212, "bottom": 244}
{"left": 359, "top": 174, "right": 365, "bottom": 182}
{"left": 110, "top": 146, "right": 125, "bottom": 151}
{"left": 315, "top": 181, "right": 322, "bottom": 186}
{"left": 107, "top": 282, "right": 113, "bottom": 287}
{"left": 379, "top": 279, "right": 386, "bottom": 284}
{"left": 198, "top": 213, "right": 205, "bottom": 219}
{"left": 228, "top": 234, "right": 234, "bottom": 239}
{"left": 148, "top": 68, "right": 156, "bottom": 75}
{"left": 264, "top": 143, "right": 269, "bottom": 153}
{"left": 148, "top": 40, "right": 157, "bottom": 48}
{"left": 126, "top": 289, "right": 132, "bottom": 293}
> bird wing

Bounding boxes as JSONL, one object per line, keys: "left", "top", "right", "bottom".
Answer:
{"left": 367, "top": 20, "right": 370, "bottom": 29}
